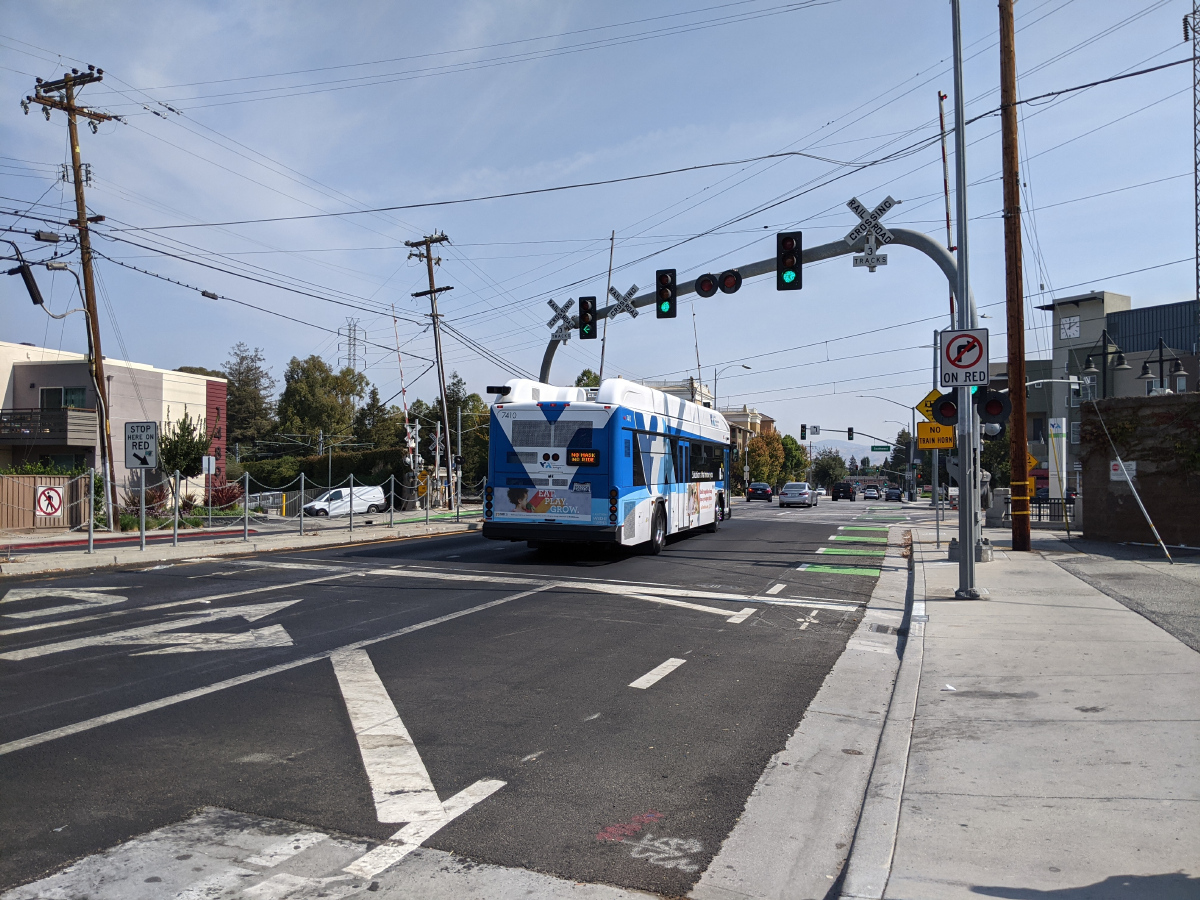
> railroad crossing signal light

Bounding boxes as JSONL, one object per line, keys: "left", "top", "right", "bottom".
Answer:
{"left": 718, "top": 269, "right": 742, "bottom": 294}
{"left": 776, "top": 231, "right": 802, "bottom": 290}
{"left": 655, "top": 269, "right": 677, "bottom": 318}
{"left": 975, "top": 389, "right": 1012, "bottom": 425}
{"left": 847, "top": 427, "right": 854, "bottom": 441}
{"left": 695, "top": 273, "right": 719, "bottom": 298}
{"left": 800, "top": 424, "right": 807, "bottom": 440}
{"left": 931, "top": 392, "right": 959, "bottom": 426}
{"left": 578, "top": 296, "right": 597, "bottom": 339}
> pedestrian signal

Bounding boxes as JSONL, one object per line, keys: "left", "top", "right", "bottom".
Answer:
{"left": 578, "top": 296, "right": 597, "bottom": 339}
{"left": 655, "top": 269, "right": 677, "bottom": 318}
{"left": 776, "top": 231, "right": 802, "bottom": 291}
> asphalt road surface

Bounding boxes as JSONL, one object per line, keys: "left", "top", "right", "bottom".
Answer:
{"left": 0, "top": 497, "right": 896, "bottom": 896}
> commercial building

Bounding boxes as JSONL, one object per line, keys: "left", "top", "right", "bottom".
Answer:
{"left": 0, "top": 340, "right": 228, "bottom": 486}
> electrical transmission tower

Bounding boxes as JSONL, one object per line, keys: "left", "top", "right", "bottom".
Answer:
{"left": 339, "top": 317, "right": 361, "bottom": 371}
{"left": 1187, "top": 5, "right": 1200, "bottom": 302}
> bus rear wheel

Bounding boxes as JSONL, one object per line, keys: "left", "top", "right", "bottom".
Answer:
{"left": 706, "top": 498, "right": 721, "bottom": 533}
{"left": 647, "top": 505, "right": 667, "bottom": 555}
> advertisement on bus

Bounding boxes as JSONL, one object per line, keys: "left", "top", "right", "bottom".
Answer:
{"left": 493, "top": 483, "right": 593, "bottom": 522}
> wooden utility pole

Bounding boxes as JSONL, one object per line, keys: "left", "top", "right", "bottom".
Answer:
{"left": 999, "top": 0, "right": 1031, "bottom": 551}
{"left": 25, "top": 67, "right": 119, "bottom": 524}
{"left": 405, "top": 233, "right": 455, "bottom": 507}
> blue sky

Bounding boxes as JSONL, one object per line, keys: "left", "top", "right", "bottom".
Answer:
{"left": 1, "top": 0, "right": 1192, "bottom": 450}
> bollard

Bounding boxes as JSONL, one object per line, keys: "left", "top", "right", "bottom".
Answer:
{"left": 389, "top": 474, "right": 395, "bottom": 528}
{"left": 299, "top": 472, "right": 305, "bottom": 536}
{"left": 349, "top": 473, "right": 355, "bottom": 535}
{"left": 244, "top": 471, "right": 250, "bottom": 542}
{"left": 87, "top": 467, "right": 95, "bottom": 554}
{"left": 173, "top": 470, "right": 180, "bottom": 548}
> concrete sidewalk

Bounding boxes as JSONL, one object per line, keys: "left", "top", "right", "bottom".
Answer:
{"left": 841, "top": 523, "right": 1200, "bottom": 899}
{"left": 0, "top": 516, "right": 482, "bottom": 578}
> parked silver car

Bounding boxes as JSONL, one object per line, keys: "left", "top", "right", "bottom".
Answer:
{"left": 778, "top": 482, "right": 818, "bottom": 508}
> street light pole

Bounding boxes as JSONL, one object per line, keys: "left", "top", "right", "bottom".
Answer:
{"left": 714, "top": 363, "right": 750, "bottom": 409}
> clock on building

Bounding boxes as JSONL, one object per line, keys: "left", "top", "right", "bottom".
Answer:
{"left": 1060, "top": 315, "right": 1080, "bottom": 340}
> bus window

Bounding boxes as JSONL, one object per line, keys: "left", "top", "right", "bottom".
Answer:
{"left": 633, "top": 440, "right": 646, "bottom": 486}
{"left": 555, "top": 420, "right": 593, "bottom": 449}
{"left": 512, "top": 420, "right": 552, "bottom": 446}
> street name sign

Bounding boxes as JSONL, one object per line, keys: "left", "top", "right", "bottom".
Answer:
{"left": 871, "top": 444, "right": 890, "bottom": 452}
{"left": 916, "top": 388, "right": 942, "bottom": 423}
{"left": 939, "top": 328, "right": 990, "bottom": 387}
{"left": 917, "top": 421, "right": 955, "bottom": 449}
{"left": 124, "top": 421, "right": 159, "bottom": 469}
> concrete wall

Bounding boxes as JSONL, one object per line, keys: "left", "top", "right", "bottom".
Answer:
{"left": 1080, "top": 393, "right": 1200, "bottom": 546}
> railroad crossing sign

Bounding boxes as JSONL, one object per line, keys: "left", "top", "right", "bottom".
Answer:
{"left": 552, "top": 322, "right": 573, "bottom": 343}
{"left": 546, "top": 297, "right": 575, "bottom": 330}
{"left": 845, "top": 195, "right": 897, "bottom": 272}
{"left": 35, "top": 485, "right": 63, "bottom": 518}
{"left": 608, "top": 283, "right": 639, "bottom": 318}
{"left": 939, "top": 328, "right": 990, "bottom": 387}
{"left": 915, "top": 388, "right": 942, "bottom": 423}
{"left": 124, "top": 421, "right": 159, "bottom": 469}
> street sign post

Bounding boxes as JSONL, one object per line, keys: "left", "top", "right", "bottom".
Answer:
{"left": 916, "top": 388, "right": 942, "bottom": 423}
{"left": 939, "top": 328, "right": 990, "bottom": 388}
{"left": 917, "top": 422, "right": 956, "bottom": 449}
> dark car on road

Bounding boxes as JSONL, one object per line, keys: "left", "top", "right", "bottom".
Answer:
{"left": 885, "top": 486, "right": 903, "bottom": 501}
{"left": 830, "top": 482, "right": 856, "bottom": 501}
{"left": 746, "top": 482, "right": 773, "bottom": 502}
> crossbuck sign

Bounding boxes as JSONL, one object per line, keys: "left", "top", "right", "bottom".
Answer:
{"left": 609, "top": 283, "right": 639, "bottom": 318}
{"left": 547, "top": 298, "right": 576, "bottom": 343}
{"left": 845, "top": 195, "right": 897, "bottom": 272}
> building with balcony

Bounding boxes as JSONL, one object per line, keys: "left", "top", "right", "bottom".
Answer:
{"left": 0, "top": 340, "right": 227, "bottom": 486}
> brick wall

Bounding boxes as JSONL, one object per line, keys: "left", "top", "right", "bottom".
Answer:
{"left": 205, "top": 379, "right": 228, "bottom": 487}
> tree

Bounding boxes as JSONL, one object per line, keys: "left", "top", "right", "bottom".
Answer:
{"left": 860, "top": 455, "right": 871, "bottom": 470}
{"left": 177, "top": 365, "right": 224, "bottom": 379}
{"left": 747, "top": 431, "right": 784, "bottom": 486}
{"left": 276, "top": 356, "right": 366, "bottom": 440}
{"left": 575, "top": 368, "right": 600, "bottom": 387}
{"left": 223, "top": 343, "right": 277, "bottom": 450}
{"left": 848, "top": 454, "right": 859, "bottom": 472}
{"left": 159, "top": 408, "right": 212, "bottom": 478}
{"left": 354, "top": 386, "right": 400, "bottom": 448}
{"left": 888, "top": 429, "right": 913, "bottom": 480}
{"left": 781, "top": 434, "right": 809, "bottom": 479}
{"left": 811, "top": 447, "right": 847, "bottom": 488}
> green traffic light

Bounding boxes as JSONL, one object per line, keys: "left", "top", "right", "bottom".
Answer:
{"left": 660, "top": 301, "right": 671, "bottom": 313}
{"left": 782, "top": 270, "right": 796, "bottom": 284}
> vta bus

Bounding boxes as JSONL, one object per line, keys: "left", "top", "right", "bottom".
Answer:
{"left": 482, "top": 378, "right": 730, "bottom": 552}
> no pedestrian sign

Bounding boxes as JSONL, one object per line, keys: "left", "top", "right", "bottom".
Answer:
{"left": 939, "top": 328, "right": 990, "bottom": 388}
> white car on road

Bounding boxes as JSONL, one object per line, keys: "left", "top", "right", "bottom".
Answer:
{"left": 778, "top": 482, "right": 818, "bottom": 508}
{"left": 303, "top": 485, "right": 388, "bottom": 517}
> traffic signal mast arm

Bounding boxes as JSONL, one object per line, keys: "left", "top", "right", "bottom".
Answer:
{"left": 540, "top": 226, "right": 979, "bottom": 383}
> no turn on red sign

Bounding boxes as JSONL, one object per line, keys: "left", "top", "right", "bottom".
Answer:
{"left": 940, "top": 328, "right": 990, "bottom": 388}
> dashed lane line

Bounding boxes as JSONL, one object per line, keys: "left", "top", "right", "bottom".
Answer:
{"left": 765, "top": 583, "right": 786, "bottom": 595}
{"left": 629, "top": 658, "right": 687, "bottom": 690}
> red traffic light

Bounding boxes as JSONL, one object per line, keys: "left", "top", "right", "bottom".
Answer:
{"left": 718, "top": 269, "right": 742, "bottom": 294}
{"left": 657, "top": 270, "right": 673, "bottom": 287}
{"left": 695, "top": 273, "right": 718, "bottom": 298}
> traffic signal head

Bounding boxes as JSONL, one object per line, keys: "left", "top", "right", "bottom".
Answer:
{"left": 931, "top": 392, "right": 959, "bottom": 426}
{"left": 776, "top": 231, "right": 802, "bottom": 291}
{"left": 694, "top": 273, "right": 718, "bottom": 298}
{"left": 655, "top": 269, "right": 677, "bottom": 318}
{"left": 975, "top": 389, "right": 1012, "bottom": 425}
{"left": 718, "top": 269, "right": 742, "bottom": 294}
{"left": 578, "top": 296, "right": 597, "bottom": 339}
{"left": 847, "top": 427, "right": 854, "bottom": 441}
{"left": 800, "top": 424, "right": 807, "bottom": 440}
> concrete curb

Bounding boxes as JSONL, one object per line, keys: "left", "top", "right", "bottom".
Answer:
{"left": 838, "top": 530, "right": 927, "bottom": 900}
{"left": 689, "top": 528, "right": 913, "bottom": 900}
{"left": 0, "top": 520, "right": 482, "bottom": 578}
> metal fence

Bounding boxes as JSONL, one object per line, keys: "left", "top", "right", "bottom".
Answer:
{"left": 1004, "top": 495, "right": 1076, "bottom": 527}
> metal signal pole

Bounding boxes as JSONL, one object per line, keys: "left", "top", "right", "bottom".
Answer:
{"left": 951, "top": 0, "right": 981, "bottom": 598}
{"left": 406, "top": 233, "right": 455, "bottom": 506}
{"left": 1000, "top": 0, "right": 1031, "bottom": 552}
{"left": 25, "top": 67, "right": 118, "bottom": 527}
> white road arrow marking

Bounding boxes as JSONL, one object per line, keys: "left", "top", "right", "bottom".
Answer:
{"left": 0, "top": 599, "right": 301, "bottom": 661}
{"left": 1, "top": 587, "right": 127, "bottom": 619}
{"left": 330, "top": 648, "right": 505, "bottom": 878}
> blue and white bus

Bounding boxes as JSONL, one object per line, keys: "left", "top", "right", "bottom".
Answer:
{"left": 482, "top": 378, "right": 730, "bottom": 552}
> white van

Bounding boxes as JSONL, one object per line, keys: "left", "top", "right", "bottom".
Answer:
{"left": 303, "top": 485, "right": 387, "bottom": 517}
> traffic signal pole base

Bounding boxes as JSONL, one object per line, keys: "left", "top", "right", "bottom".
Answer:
{"left": 946, "top": 537, "right": 994, "bottom": 564}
